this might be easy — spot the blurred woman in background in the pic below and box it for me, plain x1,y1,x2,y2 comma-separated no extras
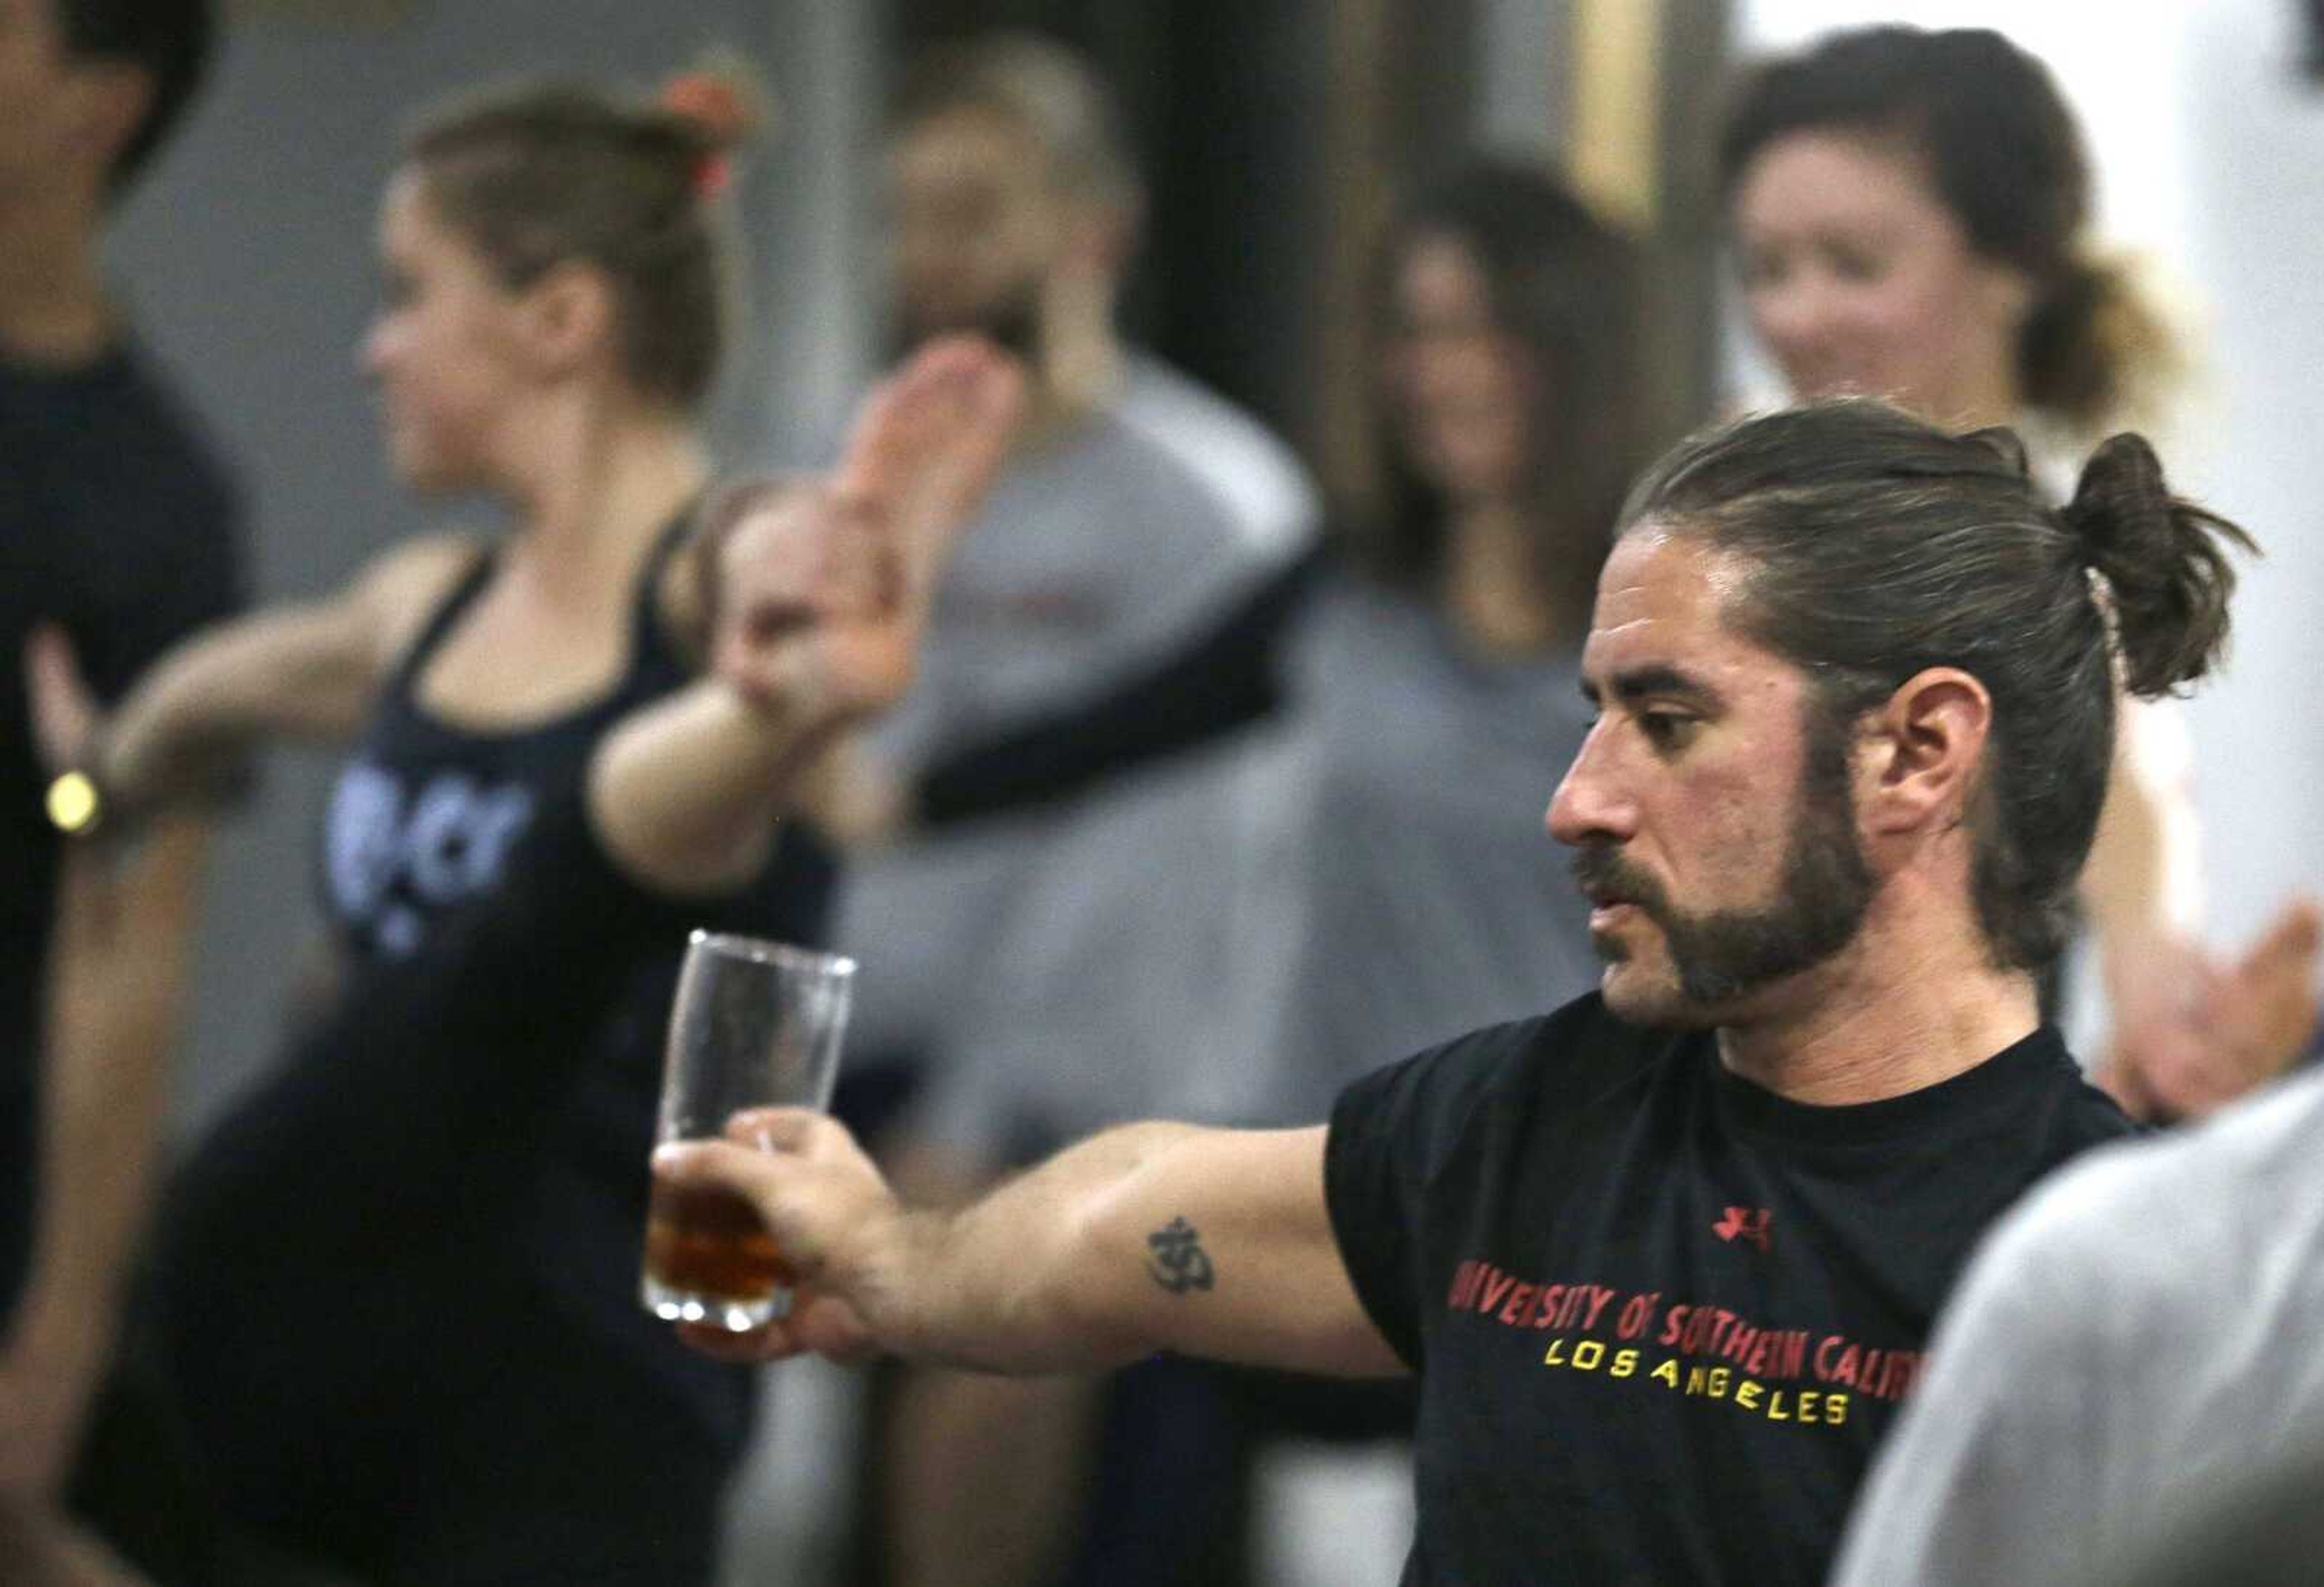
1719,24,2319,1120
43,62,851,1586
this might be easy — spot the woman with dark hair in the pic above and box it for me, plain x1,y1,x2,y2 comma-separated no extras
24,61,930,1587
1719,24,2318,1119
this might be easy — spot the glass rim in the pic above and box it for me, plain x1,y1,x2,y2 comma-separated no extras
686,930,857,980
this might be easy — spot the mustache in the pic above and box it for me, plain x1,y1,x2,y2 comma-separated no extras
1569,846,1670,920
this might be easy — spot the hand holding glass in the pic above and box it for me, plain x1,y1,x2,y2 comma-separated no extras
642,931,856,1332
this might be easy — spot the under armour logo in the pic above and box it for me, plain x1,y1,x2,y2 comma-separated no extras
1713,1206,1772,1252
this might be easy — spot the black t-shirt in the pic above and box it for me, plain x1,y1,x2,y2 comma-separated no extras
1325,992,2133,1586
0,344,243,1317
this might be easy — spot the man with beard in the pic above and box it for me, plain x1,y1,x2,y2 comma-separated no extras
827,38,1317,1587
841,31,1316,1139
665,401,2257,1585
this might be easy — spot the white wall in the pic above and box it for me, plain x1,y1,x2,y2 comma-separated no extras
1735,0,2324,947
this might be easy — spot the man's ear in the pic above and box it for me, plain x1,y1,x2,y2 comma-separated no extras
1058,190,1138,284
517,261,619,381
1859,667,1993,837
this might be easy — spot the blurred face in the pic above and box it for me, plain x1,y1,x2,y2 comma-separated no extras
360,170,534,492
1383,232,1534,506
1732,130,2030,425
888,106,1068,355
1548,529,1874,1027
0,0,92,205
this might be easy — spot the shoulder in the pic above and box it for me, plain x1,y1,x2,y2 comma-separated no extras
350,531,489,663
1114,354,1320,557
1057,405,1302,569
1972,1069,2324,1340
1331,994,1664,1160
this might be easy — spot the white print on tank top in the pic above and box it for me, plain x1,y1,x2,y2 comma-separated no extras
325,760,537,958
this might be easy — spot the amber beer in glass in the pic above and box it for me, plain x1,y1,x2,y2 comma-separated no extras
642,932,855,1331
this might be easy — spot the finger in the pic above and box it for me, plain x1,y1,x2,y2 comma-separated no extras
2245,895,2324,977
675,1318,803,1363
652,1138,790,1208
788,1292,879,1363
720,1106,823,1153
24,623,98,774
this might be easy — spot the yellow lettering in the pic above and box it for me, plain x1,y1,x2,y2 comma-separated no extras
1651,1356,1679,1389
1767,1389,1790,1422
1828,1393,1850,1427
1736,1380,1764,1412
1611,1349,1639,1379
1708,1368,1730,1399
1574,1341,1606,1372
1543,1337,1569,1368
1799,1392,1822,1425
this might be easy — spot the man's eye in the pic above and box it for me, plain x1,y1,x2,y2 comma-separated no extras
1640,712,1698,750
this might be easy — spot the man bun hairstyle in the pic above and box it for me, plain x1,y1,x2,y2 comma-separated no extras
402,56,769,411
1621,399,2254,970
2063,433,2253,699
57,0,214,197
1719,25,2179,436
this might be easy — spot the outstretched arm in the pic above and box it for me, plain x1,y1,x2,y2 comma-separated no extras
653,1112,1403,1379
589,336,1022,892
27,535,476,817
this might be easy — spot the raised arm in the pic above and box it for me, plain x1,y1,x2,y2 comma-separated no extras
653,1112,1403,1379
589,336,1022,892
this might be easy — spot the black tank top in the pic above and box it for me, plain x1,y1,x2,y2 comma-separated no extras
309,514,838,1448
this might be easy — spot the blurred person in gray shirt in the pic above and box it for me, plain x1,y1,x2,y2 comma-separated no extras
1831,995,2324,1587
830,35,1316,1587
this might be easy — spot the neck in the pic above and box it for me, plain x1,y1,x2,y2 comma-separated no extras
493,398,710,599
0,192,113,365
1713,888,2039,1105
1017,277,1120,448
1439,502,1587,655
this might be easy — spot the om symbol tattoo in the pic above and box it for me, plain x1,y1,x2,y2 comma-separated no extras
1145,1216,1216,1295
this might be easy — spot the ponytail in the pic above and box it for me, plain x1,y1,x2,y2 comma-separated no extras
2063,433,2253,699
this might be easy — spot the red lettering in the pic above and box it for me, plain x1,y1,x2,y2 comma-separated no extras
1659,1306,1689,1347
1500,1283,1538,1326
1479,1268,1516,1317
1583,1288,1617,1330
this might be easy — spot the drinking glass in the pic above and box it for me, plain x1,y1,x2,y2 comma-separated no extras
642,931,856,1331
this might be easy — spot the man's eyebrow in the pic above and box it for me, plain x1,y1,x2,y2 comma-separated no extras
1578,664,1726,709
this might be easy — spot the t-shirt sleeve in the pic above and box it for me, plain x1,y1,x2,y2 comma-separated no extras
1324,1026,1518,1372
1827,1176,2118,1587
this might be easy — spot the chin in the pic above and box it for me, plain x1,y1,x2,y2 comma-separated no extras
387,443,480,496
1602,980,1715,1030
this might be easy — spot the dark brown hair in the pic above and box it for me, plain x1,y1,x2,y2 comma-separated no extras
1720,25,2177,434
1621,399,2253,969
402,70,758,411
1362,157,1655,615
54,0,212,196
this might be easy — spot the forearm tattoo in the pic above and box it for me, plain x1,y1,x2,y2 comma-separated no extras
1145,1216,1216,1295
